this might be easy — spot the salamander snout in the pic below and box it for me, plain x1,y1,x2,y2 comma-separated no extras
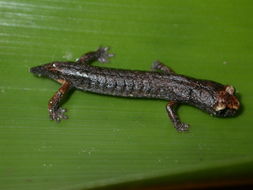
214,85,240,117
30,65,45,76
30,63,59,78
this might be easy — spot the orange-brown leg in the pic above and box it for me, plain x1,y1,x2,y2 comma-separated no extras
166,101,189,132
77,47,114,64
48,80,72,122
152,61,175,74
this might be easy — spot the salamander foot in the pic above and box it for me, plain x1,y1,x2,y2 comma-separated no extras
97,47,114,63
175,122,190,132
49,107,68,122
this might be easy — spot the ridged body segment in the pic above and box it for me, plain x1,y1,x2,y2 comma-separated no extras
55,63,224,113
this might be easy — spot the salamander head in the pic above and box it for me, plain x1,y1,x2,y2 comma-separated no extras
214,85,240,117
30,62,61,80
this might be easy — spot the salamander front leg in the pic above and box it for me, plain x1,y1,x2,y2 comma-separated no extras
152,61,175,74
77,47,114,64
48,81,72,122
166,101,190,132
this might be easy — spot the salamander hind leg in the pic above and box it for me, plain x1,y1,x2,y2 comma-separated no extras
166,101,190,132
77,47,114,64
152,61,175,74
48,81,72,122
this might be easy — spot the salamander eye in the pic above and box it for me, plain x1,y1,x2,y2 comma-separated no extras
52,62,60,67
45,62,59,71
225,85,234,95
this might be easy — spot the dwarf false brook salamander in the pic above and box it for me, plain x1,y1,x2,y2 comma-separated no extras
30,47,240,132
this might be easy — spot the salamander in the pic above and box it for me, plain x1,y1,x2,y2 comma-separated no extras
30,47,240,132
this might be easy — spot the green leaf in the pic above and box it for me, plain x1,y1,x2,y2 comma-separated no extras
1,0,253,189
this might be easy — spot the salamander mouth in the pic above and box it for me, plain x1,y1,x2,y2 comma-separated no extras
30,66,44,77
215,108,237,117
